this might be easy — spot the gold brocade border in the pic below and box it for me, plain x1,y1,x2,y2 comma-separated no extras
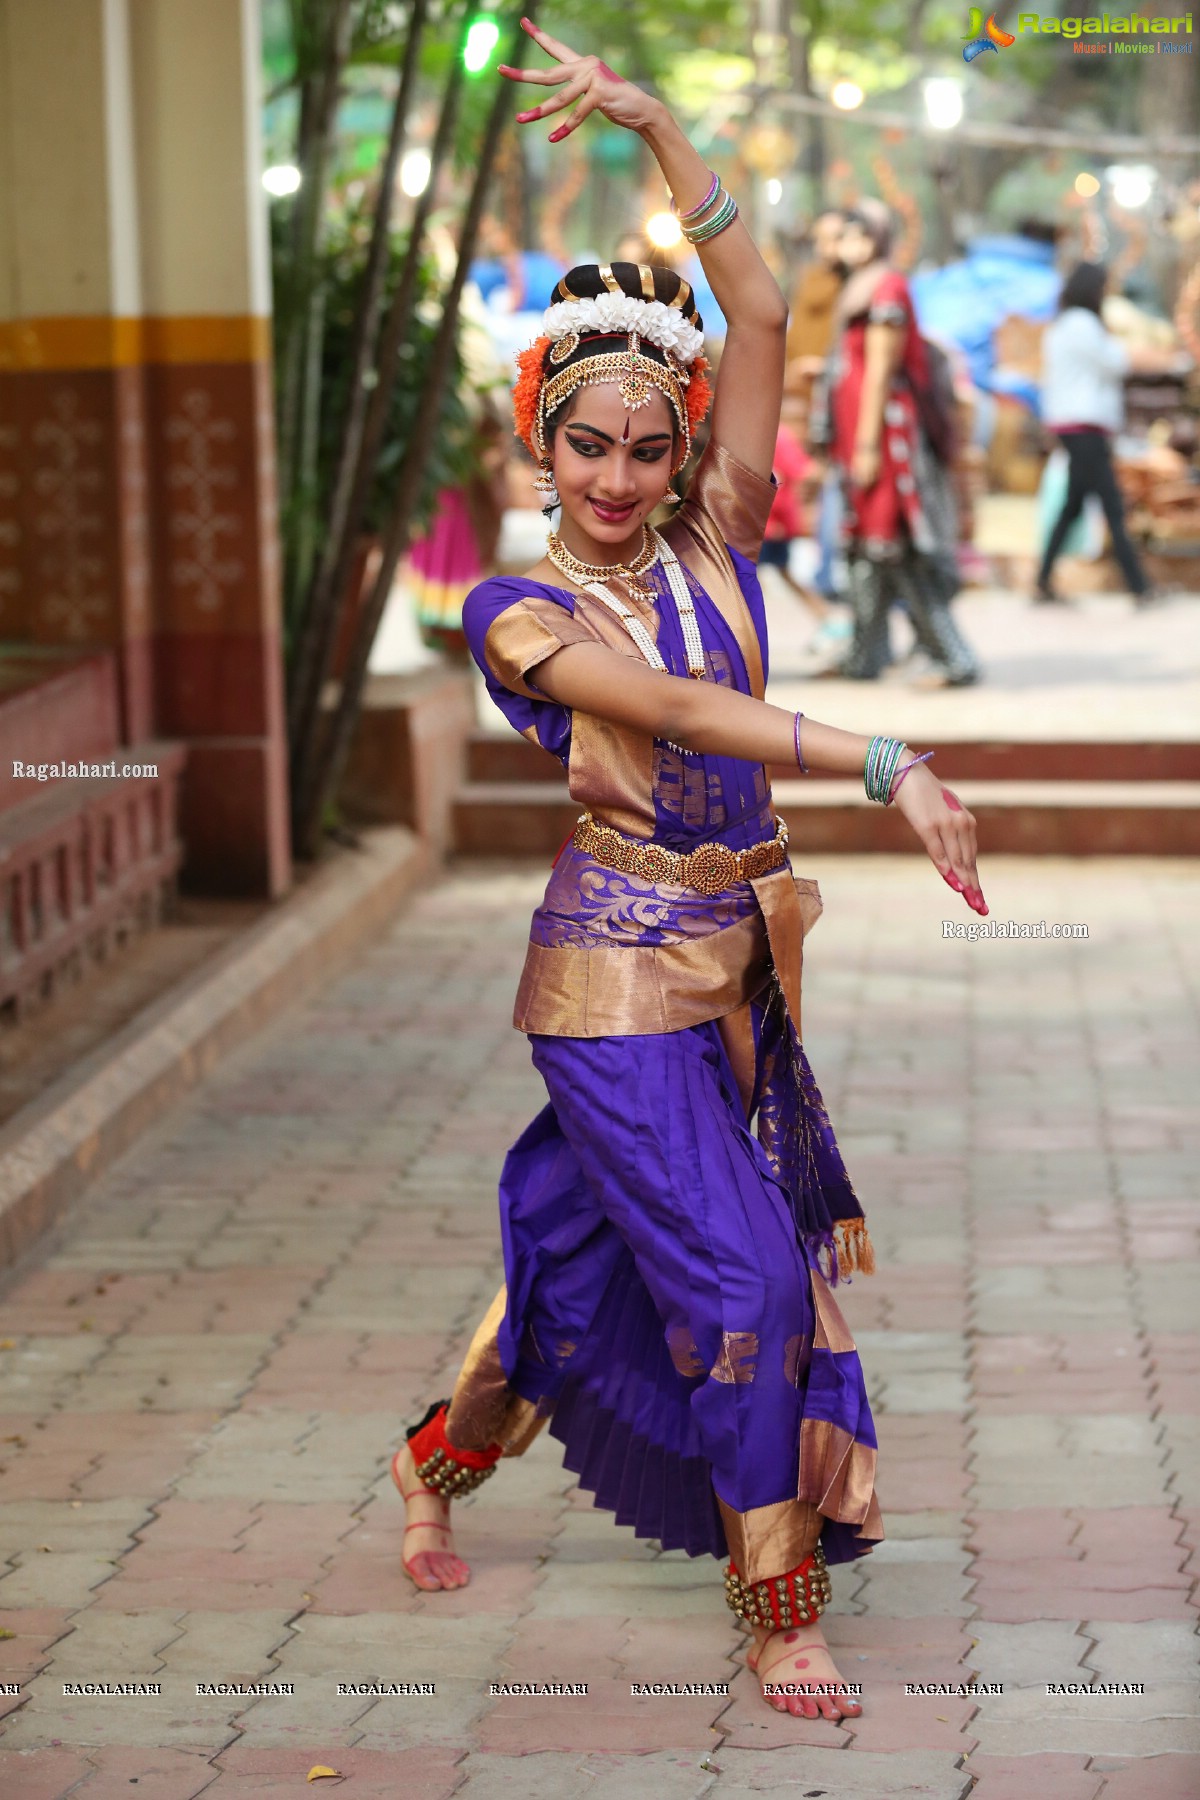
0,315,272,372
798,1419,880,1525
444,1284,549,1457
810,1266,858,1356
716,1000,758,1121
482,594,597,702
718,1495,823,1585
513,907,772,1037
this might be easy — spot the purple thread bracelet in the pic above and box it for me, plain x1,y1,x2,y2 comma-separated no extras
793,711,808,773
886,748,935,804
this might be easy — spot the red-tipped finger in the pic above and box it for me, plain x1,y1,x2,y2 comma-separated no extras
550,95,598,140
522,18,579,59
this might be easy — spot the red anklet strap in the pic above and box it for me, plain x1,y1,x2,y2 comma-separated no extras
724,1543,832,1630
404,1399,502,1497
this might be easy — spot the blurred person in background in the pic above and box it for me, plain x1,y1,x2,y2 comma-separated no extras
1036,260,1185,608
818,200,978,686
408,281,510,657
788,209,846,606
759,411,852,663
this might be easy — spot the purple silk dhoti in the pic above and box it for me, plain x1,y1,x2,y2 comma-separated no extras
449,435,884,1582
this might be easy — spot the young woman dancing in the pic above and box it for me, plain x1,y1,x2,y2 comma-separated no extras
390,19,987,1724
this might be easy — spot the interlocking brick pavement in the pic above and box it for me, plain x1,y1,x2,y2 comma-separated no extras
0,854,1197,1797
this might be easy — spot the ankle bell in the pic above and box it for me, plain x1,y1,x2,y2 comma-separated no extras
724,1543,832,1630
404,1398,502,1498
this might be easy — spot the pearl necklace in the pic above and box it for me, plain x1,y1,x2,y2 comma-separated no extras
545,526,708,680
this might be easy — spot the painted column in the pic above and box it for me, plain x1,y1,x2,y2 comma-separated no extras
132,0,288,895
0,0,153,738
0,0,290,896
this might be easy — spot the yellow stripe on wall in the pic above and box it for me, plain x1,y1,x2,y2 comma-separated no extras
0,315,272,371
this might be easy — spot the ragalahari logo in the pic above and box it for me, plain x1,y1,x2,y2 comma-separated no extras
962,8,1017,58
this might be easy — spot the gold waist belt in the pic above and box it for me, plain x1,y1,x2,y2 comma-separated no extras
572,811,789,897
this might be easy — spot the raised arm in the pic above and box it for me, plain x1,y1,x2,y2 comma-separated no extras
501,17,787,482
636,106,787,482
531,639,987,913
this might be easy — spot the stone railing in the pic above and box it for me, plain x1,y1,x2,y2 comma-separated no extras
0,743,186,1020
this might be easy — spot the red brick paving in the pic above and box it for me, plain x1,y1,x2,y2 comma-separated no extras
0,854,1196,1794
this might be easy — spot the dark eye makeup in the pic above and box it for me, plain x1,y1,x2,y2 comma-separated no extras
565,431,669,462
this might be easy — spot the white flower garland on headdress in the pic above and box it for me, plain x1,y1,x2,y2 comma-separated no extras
541,294,704,367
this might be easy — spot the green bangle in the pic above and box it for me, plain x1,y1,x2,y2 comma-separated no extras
864,735,906,805
683,191,738,245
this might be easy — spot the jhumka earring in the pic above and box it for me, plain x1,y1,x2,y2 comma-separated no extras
662,484,683,505
532,457,559,512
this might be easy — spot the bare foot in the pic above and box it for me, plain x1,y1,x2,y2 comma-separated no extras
391,1441,471,1591
746,1620,863,1721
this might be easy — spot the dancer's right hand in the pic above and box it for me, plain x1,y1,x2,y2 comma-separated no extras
890,762,987,914
499,18,661,142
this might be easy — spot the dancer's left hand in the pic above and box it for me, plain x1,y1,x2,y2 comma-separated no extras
890,762,988,914
499,17,659,141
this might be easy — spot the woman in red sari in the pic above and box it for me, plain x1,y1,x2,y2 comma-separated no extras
821,202,978,686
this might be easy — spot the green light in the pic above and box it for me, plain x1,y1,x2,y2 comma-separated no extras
464,17,501,72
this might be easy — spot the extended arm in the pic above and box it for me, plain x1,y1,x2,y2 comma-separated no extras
532,639,985,909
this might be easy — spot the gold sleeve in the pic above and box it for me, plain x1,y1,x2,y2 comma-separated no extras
482,595,596,700
682,435,779,562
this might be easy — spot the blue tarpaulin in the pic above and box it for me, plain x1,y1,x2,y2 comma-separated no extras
911,235,1060,410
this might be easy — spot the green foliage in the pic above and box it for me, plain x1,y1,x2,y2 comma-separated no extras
269,200,473,590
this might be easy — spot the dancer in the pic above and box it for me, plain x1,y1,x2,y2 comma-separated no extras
390,20,986,1724
818,201,979,685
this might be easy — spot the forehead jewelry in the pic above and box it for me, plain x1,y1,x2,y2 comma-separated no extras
618,330,651,411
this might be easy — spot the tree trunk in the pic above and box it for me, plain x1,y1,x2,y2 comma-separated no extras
292,5,539,858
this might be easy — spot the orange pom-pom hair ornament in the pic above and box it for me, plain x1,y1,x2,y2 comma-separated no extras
512,263,713,490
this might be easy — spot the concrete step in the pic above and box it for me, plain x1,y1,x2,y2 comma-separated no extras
452,778,1200,858
466,731,1200,787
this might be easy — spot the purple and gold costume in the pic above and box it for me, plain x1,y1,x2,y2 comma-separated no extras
451,436,883,1583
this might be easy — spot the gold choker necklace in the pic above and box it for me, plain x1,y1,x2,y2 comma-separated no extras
546,525,659,600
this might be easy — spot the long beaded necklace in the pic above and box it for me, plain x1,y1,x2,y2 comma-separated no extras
545,525,708,680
